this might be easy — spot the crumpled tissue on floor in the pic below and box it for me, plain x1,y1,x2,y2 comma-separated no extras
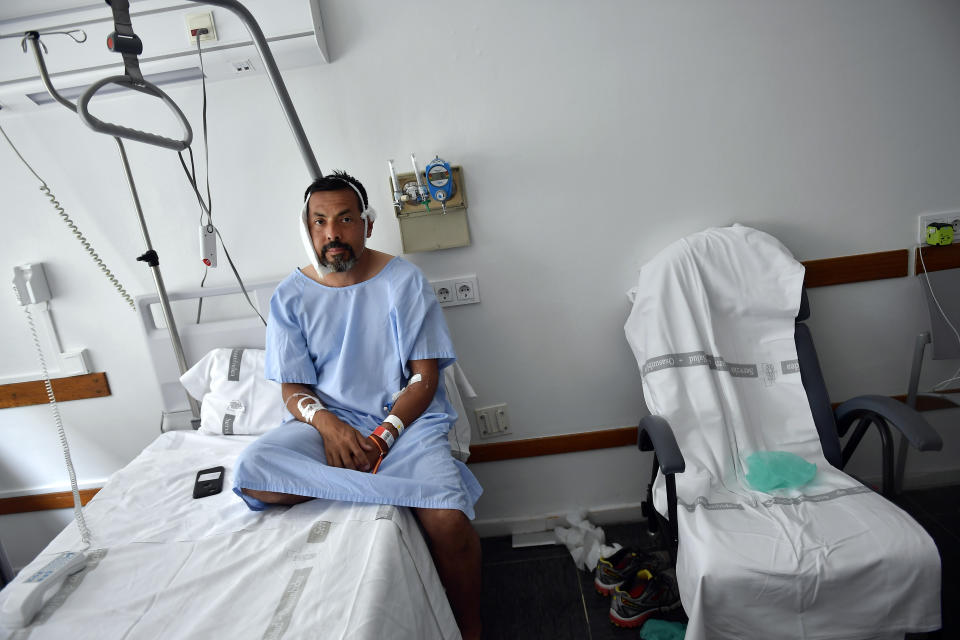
553,509,621,570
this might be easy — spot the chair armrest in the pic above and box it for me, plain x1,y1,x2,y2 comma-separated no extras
638,415,686,474
835,395,942,451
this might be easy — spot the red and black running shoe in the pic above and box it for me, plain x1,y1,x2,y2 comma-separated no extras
609,568,681,629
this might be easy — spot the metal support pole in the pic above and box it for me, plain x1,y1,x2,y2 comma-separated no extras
665,473,679,561
644,454,660,536
115,139,201,420
876,420,896,498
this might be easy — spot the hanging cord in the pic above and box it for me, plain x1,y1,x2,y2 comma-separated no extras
195,33,212,324
0,124,136,311
917,245,960,391
197,33,213,225
177,148,211,323
213,226,267,325
13,285,92,549
176,33,267,327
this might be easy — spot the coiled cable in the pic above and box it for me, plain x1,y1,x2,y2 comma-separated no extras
1,123,135,311
13,285,92,549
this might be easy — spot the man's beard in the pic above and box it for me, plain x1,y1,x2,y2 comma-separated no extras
319,241,357,272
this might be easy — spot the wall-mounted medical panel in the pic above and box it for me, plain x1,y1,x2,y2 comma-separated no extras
392,166,470,253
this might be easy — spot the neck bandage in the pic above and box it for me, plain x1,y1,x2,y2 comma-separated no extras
300,180,378,281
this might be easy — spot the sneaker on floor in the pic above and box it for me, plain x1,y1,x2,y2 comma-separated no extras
609,567,682,629
593,548,672,596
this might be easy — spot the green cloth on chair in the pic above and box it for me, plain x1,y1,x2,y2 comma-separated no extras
640,619,687,640
745,451,817,491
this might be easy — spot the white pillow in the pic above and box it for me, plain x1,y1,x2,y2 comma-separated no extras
180,348,283,435
181,348,475,456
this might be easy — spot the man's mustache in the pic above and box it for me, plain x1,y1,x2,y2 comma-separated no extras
322,241,353,255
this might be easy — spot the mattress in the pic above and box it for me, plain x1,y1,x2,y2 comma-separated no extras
0,431,459,640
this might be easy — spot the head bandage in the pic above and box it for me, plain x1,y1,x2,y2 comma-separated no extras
300,179,378,279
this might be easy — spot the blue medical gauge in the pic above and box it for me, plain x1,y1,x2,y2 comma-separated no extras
424,157,455,211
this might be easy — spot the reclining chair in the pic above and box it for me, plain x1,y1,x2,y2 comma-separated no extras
624,225,942,640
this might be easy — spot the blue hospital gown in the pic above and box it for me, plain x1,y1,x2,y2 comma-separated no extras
233,258,483,518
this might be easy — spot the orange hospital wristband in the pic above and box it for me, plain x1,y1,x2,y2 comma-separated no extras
368,430,390,474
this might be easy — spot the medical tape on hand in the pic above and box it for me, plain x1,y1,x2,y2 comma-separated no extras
390,373,423,403
295,395,326,424
372,425,395,448
285,392,318,407
384,373,424,412
383,414,405,436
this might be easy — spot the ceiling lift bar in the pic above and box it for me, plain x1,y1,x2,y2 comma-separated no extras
23,28,202,420
27,0,324,422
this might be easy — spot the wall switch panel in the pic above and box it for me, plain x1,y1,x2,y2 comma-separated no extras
475,403,509,439
430,275,479,308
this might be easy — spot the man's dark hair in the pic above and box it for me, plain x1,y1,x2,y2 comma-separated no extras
303,170,368,212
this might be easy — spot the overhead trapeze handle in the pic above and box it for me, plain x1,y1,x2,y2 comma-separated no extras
77,76,193,152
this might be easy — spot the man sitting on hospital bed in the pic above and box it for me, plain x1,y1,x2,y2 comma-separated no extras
233,171,483,640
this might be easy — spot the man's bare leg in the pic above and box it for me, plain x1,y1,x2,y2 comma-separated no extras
241,488,312,506
414,508,482,640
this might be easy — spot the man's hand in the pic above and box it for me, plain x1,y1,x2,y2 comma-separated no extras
313,412,378,472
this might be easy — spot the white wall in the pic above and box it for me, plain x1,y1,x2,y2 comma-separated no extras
2,0,960,568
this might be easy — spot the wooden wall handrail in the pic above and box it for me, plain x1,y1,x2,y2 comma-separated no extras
2,390,956,515
0,488,100,516
802,249,908,288
0,373,111,409
467,427,637,463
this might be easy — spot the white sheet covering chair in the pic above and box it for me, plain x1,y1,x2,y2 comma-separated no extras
624,225,942,640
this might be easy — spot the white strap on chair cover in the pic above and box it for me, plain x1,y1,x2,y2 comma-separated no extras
625,225,940,640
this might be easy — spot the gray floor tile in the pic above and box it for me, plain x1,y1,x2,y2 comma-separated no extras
481,555,589,640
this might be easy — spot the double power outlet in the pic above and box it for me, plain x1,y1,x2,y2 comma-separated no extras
430,275,480,308
475,403,510,439
917,212,960,244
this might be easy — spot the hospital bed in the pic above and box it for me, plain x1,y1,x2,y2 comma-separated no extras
0,280,468,639
625,225,943,640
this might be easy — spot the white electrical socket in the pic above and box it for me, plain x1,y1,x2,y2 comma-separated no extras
185,12,217,43
430,275,480,308
454,278,477,302
917,211,960,244
435,285,453,304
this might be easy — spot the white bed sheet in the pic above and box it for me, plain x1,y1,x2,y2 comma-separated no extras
0,431,460,640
